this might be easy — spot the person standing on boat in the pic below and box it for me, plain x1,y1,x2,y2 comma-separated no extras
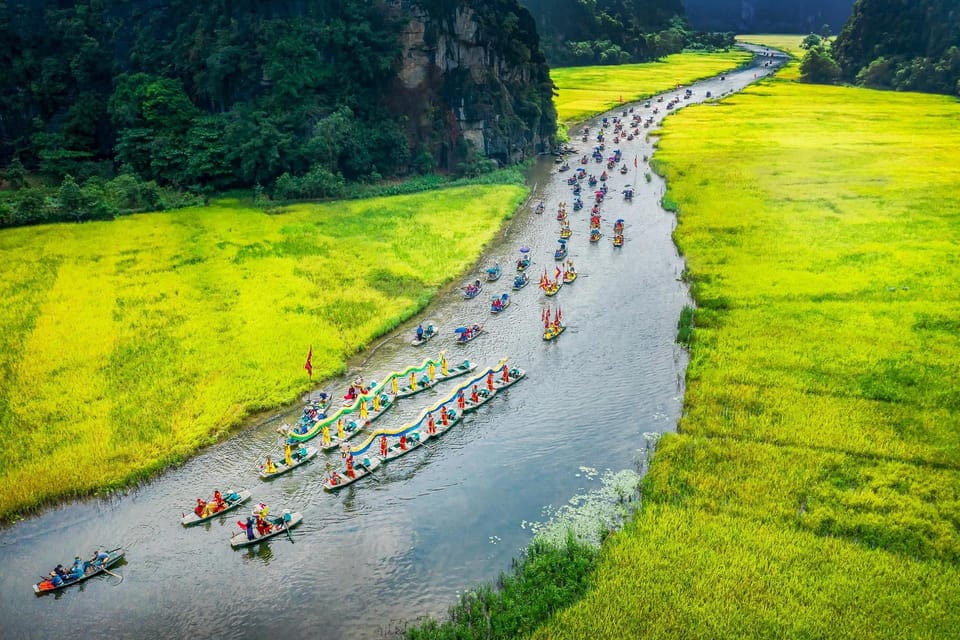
238,516,255,540
457,390,466,411
399,434,407,451
345,455,356,479
470,385,480,405
440,407,449,427
322,424,331,445
426,412,435,434
284,442,293,467
416,324,424,342
380,435,388,458
502,364,510,383
486,371,495,392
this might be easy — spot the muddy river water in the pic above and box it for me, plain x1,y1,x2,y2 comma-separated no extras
0,46,784,639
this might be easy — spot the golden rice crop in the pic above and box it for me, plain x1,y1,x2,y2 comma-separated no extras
0,184,526,519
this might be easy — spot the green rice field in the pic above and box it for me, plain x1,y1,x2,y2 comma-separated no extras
0,184,526,520
551,50,752,124
531,50,960,639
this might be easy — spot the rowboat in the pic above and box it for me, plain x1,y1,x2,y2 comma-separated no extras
230,512,303,547
613,233,624,247
543,324,566,341
559,227,572,239
563,270,578,284
516,256,531,272
411,324,438,346
589,229,602,243
463,368,525,412
543,279,561,297
258,446,317,480
455,325,484,344
554,242,568,261
381,428,430,462
181,490,253,526
464,281,483,299
485,264,502,282
490,293,511,314
323,456,382,491
33,548,125,594
512,273,529,290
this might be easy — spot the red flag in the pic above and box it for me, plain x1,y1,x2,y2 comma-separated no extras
304,345,313,378
555,266,561,279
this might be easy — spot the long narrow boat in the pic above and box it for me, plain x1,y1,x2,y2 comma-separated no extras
33,548,125,595
394,359,477,399
323,455,382,491
180,490,253,526
229,512,303,548
288,355,452,444
258,446,318,480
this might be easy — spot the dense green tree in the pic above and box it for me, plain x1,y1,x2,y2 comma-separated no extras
800,44,841,84
832,0,960,96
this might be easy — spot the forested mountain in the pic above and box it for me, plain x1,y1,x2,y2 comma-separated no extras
684,0,853,34
0,0,554,213
832,0,960,95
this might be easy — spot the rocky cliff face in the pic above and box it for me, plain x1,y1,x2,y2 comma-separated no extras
390,0,556,170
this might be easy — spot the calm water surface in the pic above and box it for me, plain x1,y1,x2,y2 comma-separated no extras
0,47,784,639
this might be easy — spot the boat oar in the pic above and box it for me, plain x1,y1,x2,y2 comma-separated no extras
283,520,294,544
100,566,123,584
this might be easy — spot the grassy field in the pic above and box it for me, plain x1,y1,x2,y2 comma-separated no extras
0,184,526,520
735,34,807,59
551,50,752,124
531,57,960,638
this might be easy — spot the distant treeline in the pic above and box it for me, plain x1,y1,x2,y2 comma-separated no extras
520,0,735,66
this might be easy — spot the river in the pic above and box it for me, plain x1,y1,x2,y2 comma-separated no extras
0,46,785,639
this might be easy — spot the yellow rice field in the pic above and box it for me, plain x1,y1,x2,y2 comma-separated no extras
0,185,526,519
551,50,752,124
532,54,960,638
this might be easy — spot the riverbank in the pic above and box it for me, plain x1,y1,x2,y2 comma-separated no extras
530,54,960,638
551,50,752,124
0,182,526,521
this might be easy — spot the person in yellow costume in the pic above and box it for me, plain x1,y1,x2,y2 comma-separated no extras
322,424,331,445
441,355,448,376
409,372,417,390
284,442,293,466
360,401,368,419
428,362,435,381
392,377,399,395
337,419,345,440
373,393,381,411
264,456,277,474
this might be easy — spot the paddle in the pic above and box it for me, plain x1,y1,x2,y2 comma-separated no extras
100,565,124,583
282,520,294,544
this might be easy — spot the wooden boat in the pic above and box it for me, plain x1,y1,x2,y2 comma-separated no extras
230,512,303,547
485,264,502,282
395,359,478,398
533,201,545,214
455,325,484,344
589,229,602,243
543,279,562,297
33,548,125,594
258,446,318,480
559,227,572,239
622,188,634,200
323,456,382,491
463,281,483,299
556,209,567,221
554,245,568,261
613,233,624,247
563,270,578,284
543,324,566,341
319,415,372,452
463,368,525,412
411,324,438,346
490,293,511,314
381,429,430,463
516,256,531,272
512,273,529,290
181,490,253,526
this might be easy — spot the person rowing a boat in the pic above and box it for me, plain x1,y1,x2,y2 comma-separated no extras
237,516,255,541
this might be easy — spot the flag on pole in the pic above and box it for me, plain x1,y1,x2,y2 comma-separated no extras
634,155,638,168
304,345,313,378
555,266,562,279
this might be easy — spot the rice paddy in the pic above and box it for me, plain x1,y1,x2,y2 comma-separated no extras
0,184,526,520
551,50,752,124
531,51,960,638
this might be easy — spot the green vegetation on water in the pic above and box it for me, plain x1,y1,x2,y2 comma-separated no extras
551,50,752,124
0,182,526,521
530,56,960,638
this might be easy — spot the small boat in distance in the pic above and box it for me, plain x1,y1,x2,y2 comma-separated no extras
33,548,125,595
